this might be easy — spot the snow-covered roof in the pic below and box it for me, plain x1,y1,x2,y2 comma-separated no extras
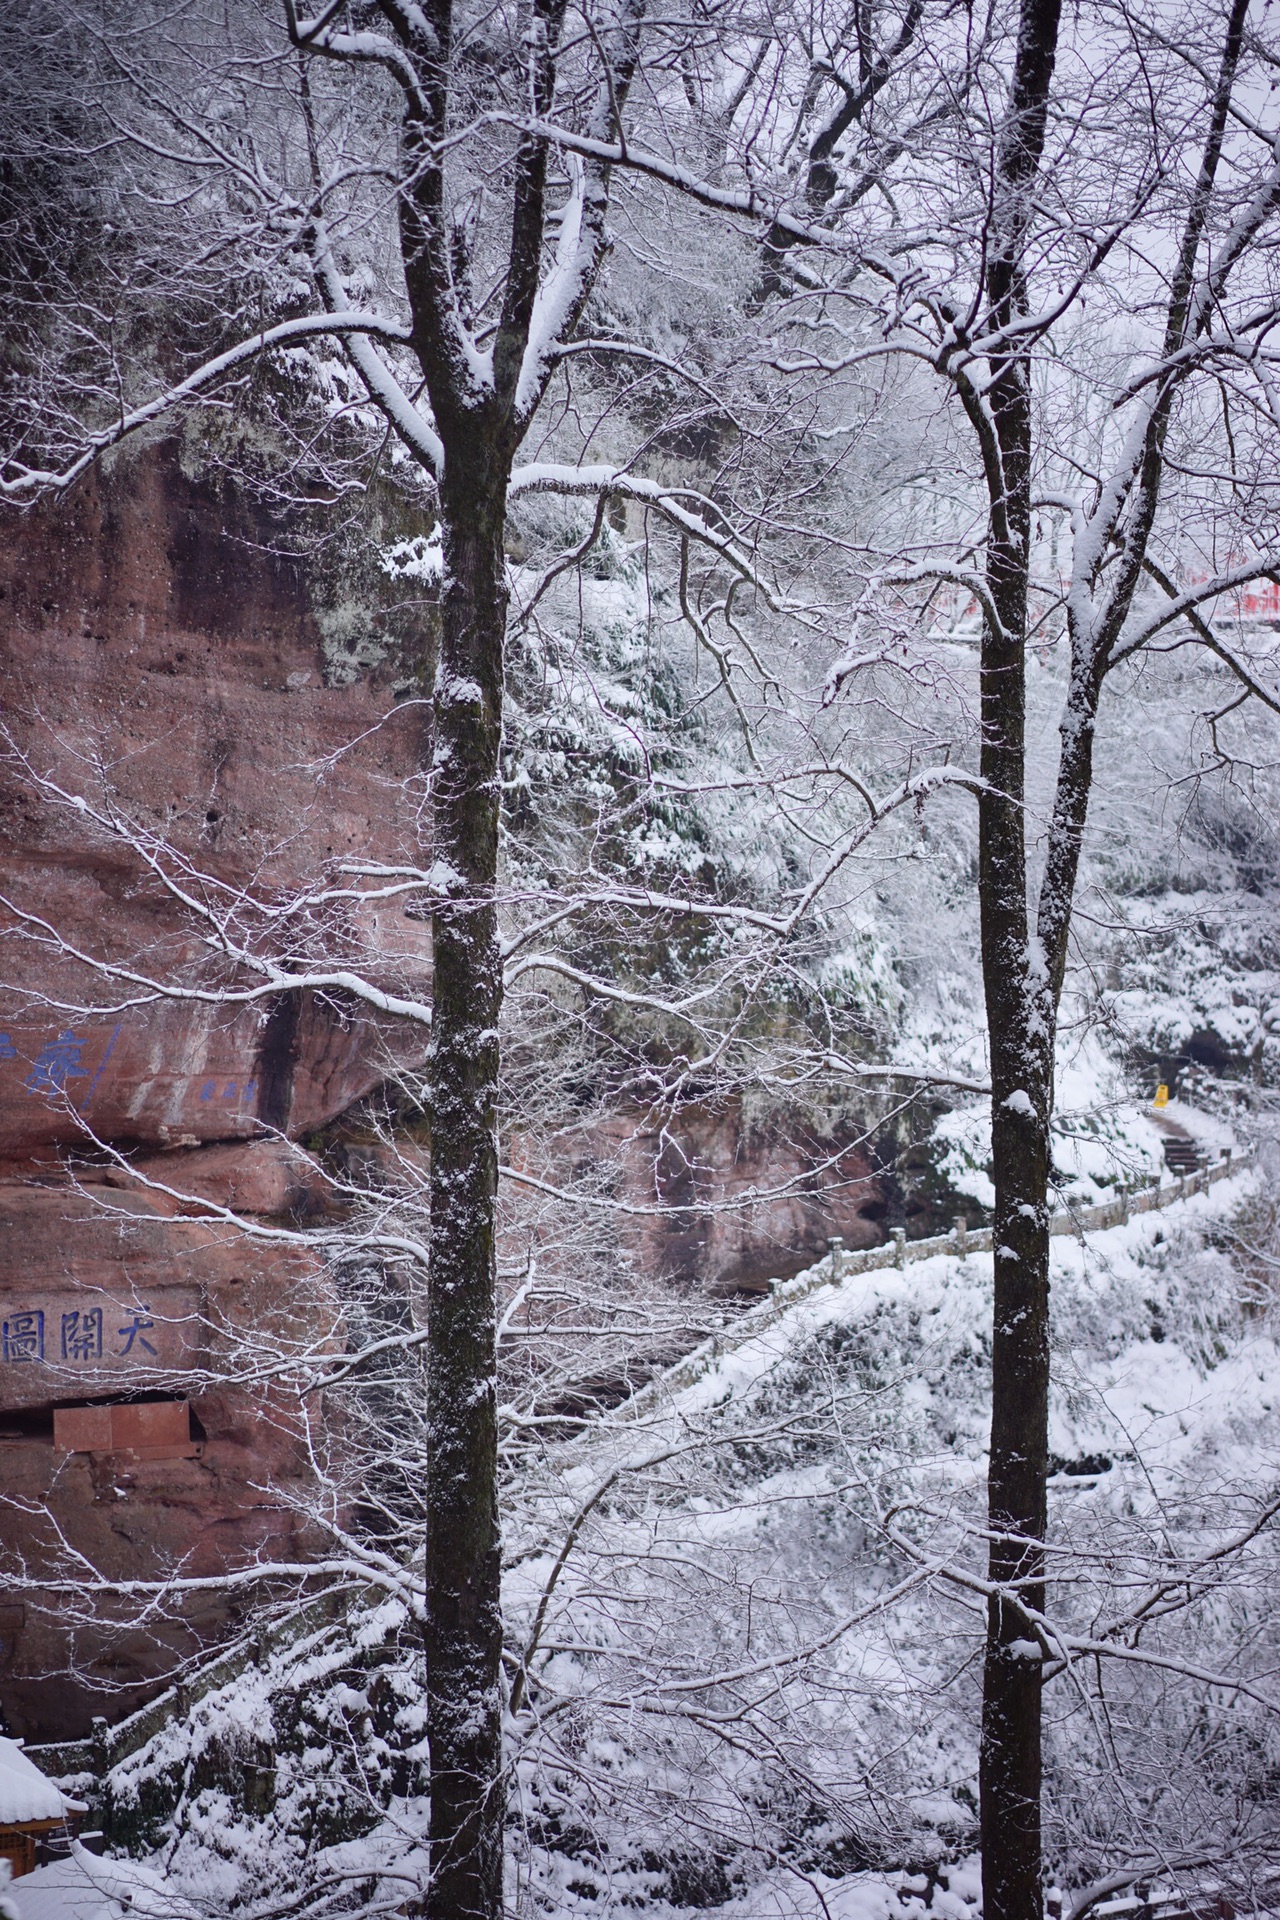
7,1849,185,1920
5,1854,123,1920
0,1742,70,1827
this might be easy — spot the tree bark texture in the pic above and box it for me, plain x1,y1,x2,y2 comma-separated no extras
975,3,1062,1917
977,563,1053,1920
423,459,508,1920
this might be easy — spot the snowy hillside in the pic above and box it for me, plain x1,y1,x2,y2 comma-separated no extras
6,4,1280,1915
76,1154,1280,1919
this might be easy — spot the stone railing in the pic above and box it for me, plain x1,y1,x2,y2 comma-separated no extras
28,1590,365,1818
610,1142,1253,1423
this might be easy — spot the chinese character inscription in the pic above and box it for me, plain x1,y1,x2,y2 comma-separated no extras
61,1309,103,1361
24,1032,89,1096
0,1307,160,1366
2,1312,43,1362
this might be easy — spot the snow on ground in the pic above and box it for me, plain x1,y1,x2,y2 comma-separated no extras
8,1849,182,1920
93,1156,1279,1918
7,1856,119,1920
699,1856,983,1920
553,1162,1261,1485
1156,1098,1239,1151
930,1036,1176,1214
505,1162,1278,1914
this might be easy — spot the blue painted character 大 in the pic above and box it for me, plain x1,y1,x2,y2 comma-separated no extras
117,1314,158,1357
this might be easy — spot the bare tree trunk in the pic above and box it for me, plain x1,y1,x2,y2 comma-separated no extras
423,458,508,1920
975,3,1062,1916
973,6,1257,1911
977,537,1054,1920
977,631,1053,1920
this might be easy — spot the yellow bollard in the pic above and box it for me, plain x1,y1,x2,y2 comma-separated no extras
1153,1083,1169,1108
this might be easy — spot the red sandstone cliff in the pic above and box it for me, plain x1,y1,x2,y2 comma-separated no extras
0,449,432,1737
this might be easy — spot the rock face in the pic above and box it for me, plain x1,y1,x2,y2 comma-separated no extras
0,448,884,1740
576,1103,884,1299
0,448,431,1739
0,445,434,1157
0,1176,326,1739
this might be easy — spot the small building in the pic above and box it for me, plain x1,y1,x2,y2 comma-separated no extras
0,1739,80,1879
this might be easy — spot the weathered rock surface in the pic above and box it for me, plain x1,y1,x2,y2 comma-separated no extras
595,1102,883,1297
0,448,427,1737
0,1177,329,1738
0,445,433,1162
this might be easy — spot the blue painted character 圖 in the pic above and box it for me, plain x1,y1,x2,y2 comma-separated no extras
0,1035,16,1061
25,1032,89,1096
2,1312,44,1362
61,1309,103,1362
117,1313,158,1357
